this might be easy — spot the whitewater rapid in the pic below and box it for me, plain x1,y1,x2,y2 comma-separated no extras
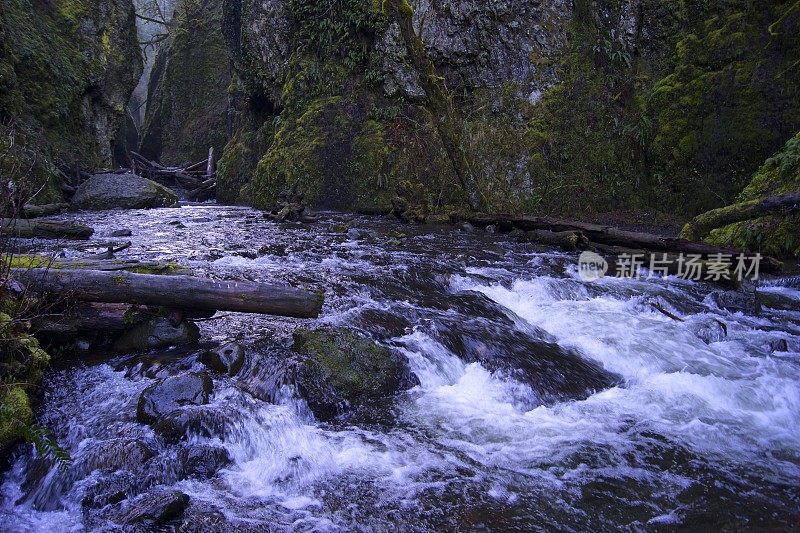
1,206,798,530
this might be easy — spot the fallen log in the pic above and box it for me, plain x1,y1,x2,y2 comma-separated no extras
680,192,800,241
23,203,69,218
8,255,188,273
1,218,94,240
451,213,782,273
527,230,589,251
13,269,324,318
30,303,148,334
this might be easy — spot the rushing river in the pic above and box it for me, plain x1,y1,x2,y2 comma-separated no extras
1,205,799,531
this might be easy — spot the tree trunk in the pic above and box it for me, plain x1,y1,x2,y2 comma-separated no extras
451,212,782,272
13,269,324,318
680,192,800,241
384,0,484,211
1,218,94,240
30,303,148,334
526,230,589,251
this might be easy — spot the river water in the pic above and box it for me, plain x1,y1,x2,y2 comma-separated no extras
1,205,799,530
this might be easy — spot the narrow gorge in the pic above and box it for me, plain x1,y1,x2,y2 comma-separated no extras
1,0,799,530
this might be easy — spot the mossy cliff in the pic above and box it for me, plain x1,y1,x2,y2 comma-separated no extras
138,0,231,164
215,0,799,228
0,0,142,202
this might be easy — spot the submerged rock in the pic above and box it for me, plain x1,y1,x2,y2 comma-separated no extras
106,488,189,526
201,342,245,376
152,405,228,444
82,471,139,509
137,373,213,424
113,317,199,353
292,328,416,420
71,173,178,211
177,444,231,480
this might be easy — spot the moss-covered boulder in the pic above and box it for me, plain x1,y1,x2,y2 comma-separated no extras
705,132,800,257
138,0,231,164
71,173,178,211
292,328,415,420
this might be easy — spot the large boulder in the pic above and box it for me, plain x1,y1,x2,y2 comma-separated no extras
71,173,178,211
292,328,416,420
113,317,199,353
137,373,213,424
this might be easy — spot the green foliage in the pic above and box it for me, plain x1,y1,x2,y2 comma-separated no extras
706,132,800,257
647,2,800,214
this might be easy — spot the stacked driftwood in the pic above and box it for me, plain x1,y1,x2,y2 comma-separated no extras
129,148,217,201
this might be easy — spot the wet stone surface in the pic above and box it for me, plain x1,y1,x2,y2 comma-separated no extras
1,206,799,530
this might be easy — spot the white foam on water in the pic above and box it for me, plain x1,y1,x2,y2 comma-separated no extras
447,275,800,479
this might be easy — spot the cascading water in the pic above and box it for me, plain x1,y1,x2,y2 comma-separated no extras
1,206,798,530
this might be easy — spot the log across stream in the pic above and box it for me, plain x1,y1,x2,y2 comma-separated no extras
13,268,323,319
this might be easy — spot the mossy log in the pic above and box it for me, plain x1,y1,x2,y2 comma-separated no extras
1,218,94,240
452,213,783,273
680,192,800,241
7,255,187,274
30,303,148,334
13,269,324,318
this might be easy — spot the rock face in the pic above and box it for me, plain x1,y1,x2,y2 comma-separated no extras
0,0,142,201
138,0,231,164
71,173,178,211
292,328,415,420
136,373,213,423
214,0,800,239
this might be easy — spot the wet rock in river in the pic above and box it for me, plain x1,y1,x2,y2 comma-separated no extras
292,328,416,420
110,228,132,237
137,373,213,424
106,488,189,526
710,289,761,315
80,438,156,472
152,405,228,444
690,318,728,345
82,471,138,509
757,290,800,312
71,173,178,211
113,317,200,353
201,342,245,376
177,444,231,480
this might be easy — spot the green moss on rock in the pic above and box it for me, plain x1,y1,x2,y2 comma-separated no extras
0,0,141,207
705,132,800,257
0,309,51,454
292,328,413,420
